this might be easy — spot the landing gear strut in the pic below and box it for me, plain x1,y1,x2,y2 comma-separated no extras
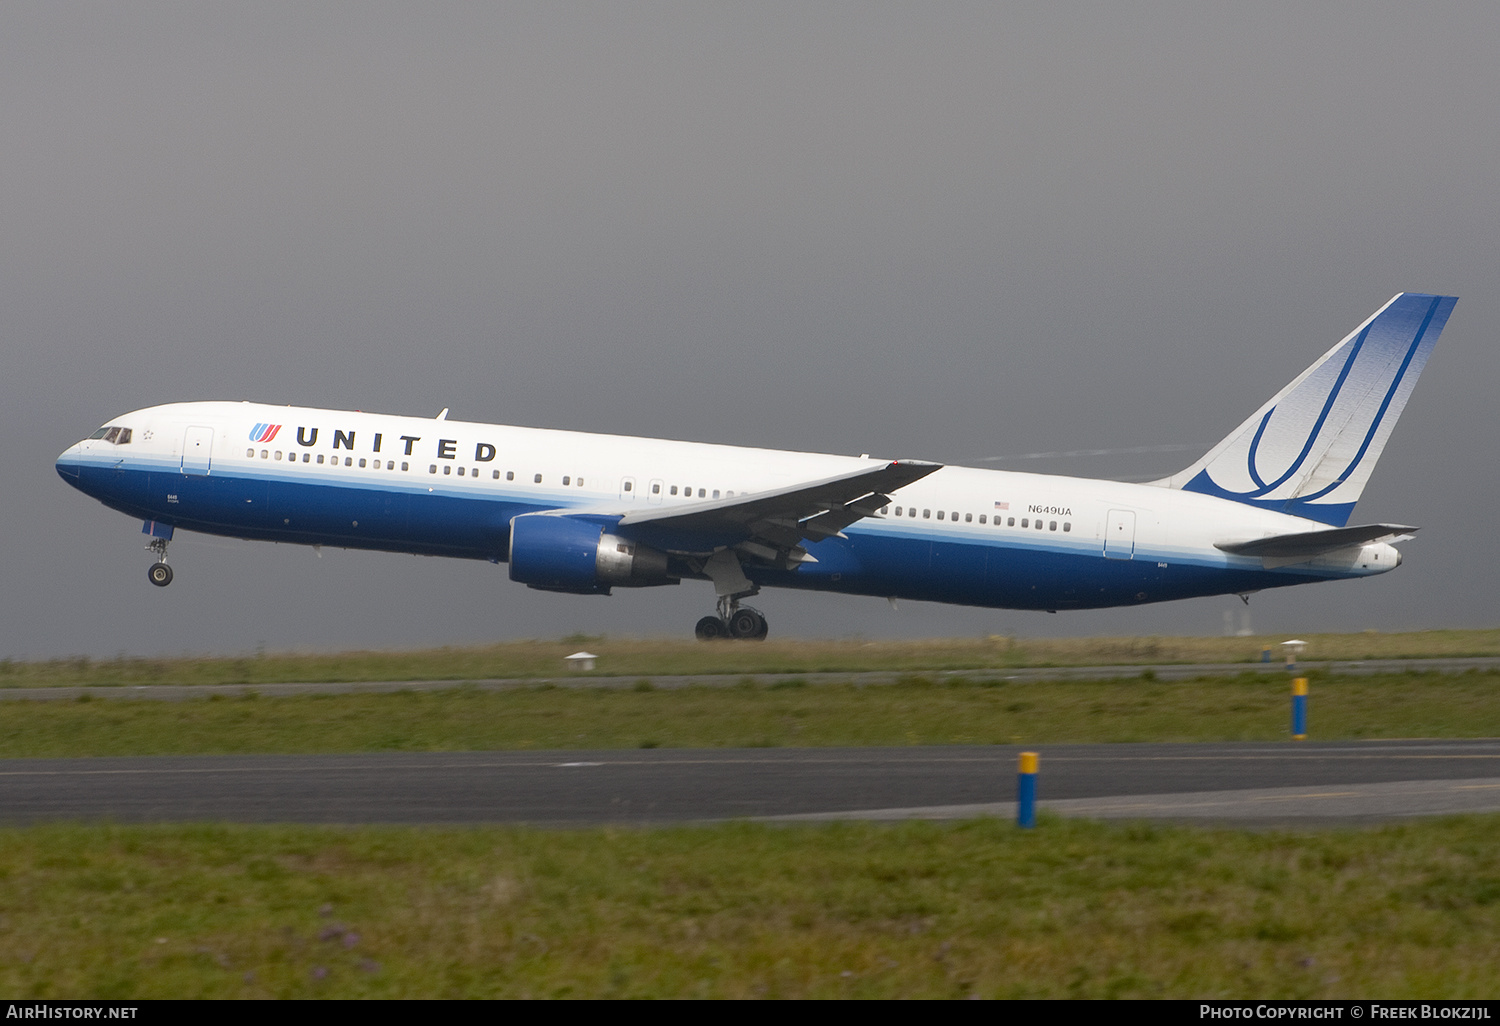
146,537,173,587
695,596,768,641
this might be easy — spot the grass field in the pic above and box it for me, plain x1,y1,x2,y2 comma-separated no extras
1,670,1497,757
5,635,1497,1000
2,817,1497,998
6,628,1500,689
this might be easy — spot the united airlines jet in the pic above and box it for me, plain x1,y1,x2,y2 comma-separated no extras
56,293,1455,640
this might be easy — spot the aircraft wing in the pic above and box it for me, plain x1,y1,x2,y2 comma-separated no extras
616,459,942,555
1215,523,1418,559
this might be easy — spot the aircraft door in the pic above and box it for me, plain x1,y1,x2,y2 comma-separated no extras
182,426,214,476
647,478,665,504
1104,509,1135,559
618,476,637,501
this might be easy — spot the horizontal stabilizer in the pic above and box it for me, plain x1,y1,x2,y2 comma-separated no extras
1215,523,1417,559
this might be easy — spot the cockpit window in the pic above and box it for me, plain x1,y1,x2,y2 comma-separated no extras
95,427,132,444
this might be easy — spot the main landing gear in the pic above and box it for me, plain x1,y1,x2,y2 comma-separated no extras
695,596,769,641
146,537,173,587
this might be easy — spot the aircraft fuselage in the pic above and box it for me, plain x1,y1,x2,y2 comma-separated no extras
56,401,1399,613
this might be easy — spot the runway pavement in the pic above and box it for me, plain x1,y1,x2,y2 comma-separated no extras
1,740,1498,826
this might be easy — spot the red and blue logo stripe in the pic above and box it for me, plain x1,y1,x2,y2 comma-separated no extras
249,423,282,443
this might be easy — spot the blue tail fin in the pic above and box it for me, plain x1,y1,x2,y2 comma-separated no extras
1157,293,1456,526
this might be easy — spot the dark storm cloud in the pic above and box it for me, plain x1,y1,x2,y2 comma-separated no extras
5,2,1497,657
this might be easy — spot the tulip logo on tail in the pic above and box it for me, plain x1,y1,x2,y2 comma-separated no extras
249,423,282,443
1169,293,1457,527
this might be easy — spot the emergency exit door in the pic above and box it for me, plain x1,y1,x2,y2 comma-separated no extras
181,426,214,476
1104,509,1135,559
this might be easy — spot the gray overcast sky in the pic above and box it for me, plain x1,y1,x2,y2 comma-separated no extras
5,2,1497,659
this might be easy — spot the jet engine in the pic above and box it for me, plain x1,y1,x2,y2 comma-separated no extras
508,513,676,594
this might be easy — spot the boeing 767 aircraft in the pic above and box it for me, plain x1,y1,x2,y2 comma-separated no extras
56,292,1455,639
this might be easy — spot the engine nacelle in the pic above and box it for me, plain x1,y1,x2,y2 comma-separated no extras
508,514,675,594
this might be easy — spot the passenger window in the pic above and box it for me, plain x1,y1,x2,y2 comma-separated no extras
345,457,353,466
506,471,514,481
536,474,544,484
937,511,945,520
492,469,499,479
1063,522,1071,533
303,454,311,463
923,509,931,519
671,486,678,495
318,455,326,465
457,466,464,476
909,508,916,517
360,458,367,468
1049,521,1057,531
1007,517,1015,527
387,461,394,470
429,465,437,474
274,452,282,461
261,450,269,459
650,482,658,494
565,476,573,486
443,465,451,475
951,511,958,521
979,515,986,524
246,448,254,458
713,490,720,499
965,513,972,523
401,462,409,471
1035,519,1043,530
698,488,706,498
577,478,584,487
623,480,631,491
1021,518,1028,528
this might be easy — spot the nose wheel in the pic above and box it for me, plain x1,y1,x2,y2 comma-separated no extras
146,536,173,587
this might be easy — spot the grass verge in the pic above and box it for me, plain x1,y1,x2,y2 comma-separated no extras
1,816,1497,998
7,628,1500,689
2,671,1498,757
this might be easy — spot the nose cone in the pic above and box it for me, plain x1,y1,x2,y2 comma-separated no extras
56,442,83,481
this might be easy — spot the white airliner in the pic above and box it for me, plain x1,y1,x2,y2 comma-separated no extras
57,293,1455,639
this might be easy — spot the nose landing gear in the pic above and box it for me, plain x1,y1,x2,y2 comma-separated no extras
146,537,174,587
695,597,768,641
